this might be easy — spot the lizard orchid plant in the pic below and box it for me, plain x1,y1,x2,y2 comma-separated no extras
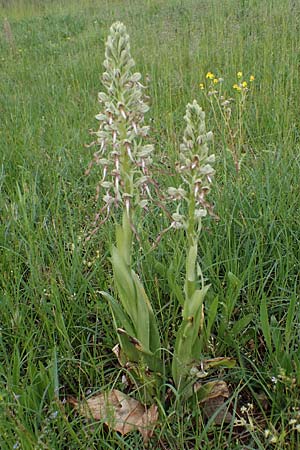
83,23,236,429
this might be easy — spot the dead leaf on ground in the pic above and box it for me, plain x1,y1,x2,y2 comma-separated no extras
68,389,158,443
195,380,233,425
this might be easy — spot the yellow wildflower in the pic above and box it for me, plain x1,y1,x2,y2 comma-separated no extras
242,81,247,88
250,75,255,82
206,71,215,79
213,78,219,84
199,83,205,90
237,71,243,78
233,83,241,91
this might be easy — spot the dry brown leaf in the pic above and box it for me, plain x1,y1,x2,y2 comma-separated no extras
68,389,158,443
195,380,233,425
194,380,229,400
203,395,233,424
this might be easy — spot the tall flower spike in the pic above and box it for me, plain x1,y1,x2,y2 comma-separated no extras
171,101,216,390
88,22,154,224
168,100,215,232
94,23,161,384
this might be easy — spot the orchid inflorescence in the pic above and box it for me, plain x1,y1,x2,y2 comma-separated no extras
86,22,156,230
167,100,215,232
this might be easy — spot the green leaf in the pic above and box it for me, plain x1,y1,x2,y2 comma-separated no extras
231,313,254,336
115,213,132,266
270,315,283,357
206,295,219,340
294,355,300,384
183,286,210,320
111,246,137,323
184,243,198,299
227,271,240,287
167,265,185,306
173,286,211,387
100,291,135,337
285,295,296,346
260,295,272,353
116,330,142,364
111,242,160,355
101,291,140,362
186,244,197,282
172,319,194,387
131,270,152,350
224,271,242,322
116,329,163,373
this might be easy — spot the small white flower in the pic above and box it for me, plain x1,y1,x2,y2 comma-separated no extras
167,187,186,199
206,131,213,141
101,181,113,189
200,164,215,175
194,209,207,219
269,435,278,444
139,199,148,208
240,405,247,414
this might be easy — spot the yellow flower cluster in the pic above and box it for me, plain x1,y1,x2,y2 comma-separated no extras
206,71,215,79
233,72,255,92
205,72,219,84
200,71,254,93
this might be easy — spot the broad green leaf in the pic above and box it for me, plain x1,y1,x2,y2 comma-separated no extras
172,319,195,387
147,310,161,356
111,246,137,322
185,243,198,299
231,313,254,335
131,273,160,354
101,291,135,337
227,271,240,287
167,265,185,306
186,243,197,280
183,286,210,320
173,286,210,386
116,329,163,373
131,271,151,352
190,303,205,358
101,291,140,362
191,335,202,360
206,295,219,340
115,213,132,266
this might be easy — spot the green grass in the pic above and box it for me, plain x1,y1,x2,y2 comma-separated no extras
0,0,300,448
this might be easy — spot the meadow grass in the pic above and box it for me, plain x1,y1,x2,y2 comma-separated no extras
0,0,300,448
